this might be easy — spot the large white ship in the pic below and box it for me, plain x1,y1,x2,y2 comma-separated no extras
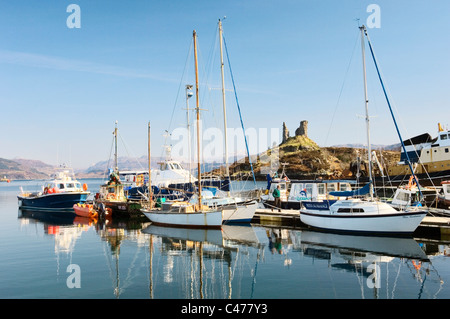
388,123,450,183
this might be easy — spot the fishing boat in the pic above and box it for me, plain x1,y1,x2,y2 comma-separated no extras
141,31,223,229
388,176,438,210
262,165,356,210
73,203,98,219
437,180,450,208
300,25,427,235
1,176,10,183
94,122,143,217
386,124,450,186
18,168,90,213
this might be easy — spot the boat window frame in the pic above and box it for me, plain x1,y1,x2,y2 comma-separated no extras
336,208,365,213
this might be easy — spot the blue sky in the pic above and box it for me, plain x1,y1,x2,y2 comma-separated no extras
1,1,449,169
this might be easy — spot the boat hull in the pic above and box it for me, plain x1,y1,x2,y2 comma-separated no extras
300,209,427,235
142,209,223,229
300,200,427,235
222,200,258,223
73,204,98,218
95,198,142,217
18,192,89,212
205,198,258,223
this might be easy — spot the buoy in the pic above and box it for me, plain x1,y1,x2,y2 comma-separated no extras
83,183,88,191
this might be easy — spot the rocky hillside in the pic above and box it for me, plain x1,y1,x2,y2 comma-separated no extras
225,121,401,181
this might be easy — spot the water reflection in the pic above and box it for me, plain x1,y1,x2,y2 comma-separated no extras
142,224,267,299
298,230,444,299
15,208,448,299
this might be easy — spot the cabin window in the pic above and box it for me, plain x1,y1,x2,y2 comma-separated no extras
59,184,65,189
317,184,325,195
327,184,336,192
337,208,365,213
66,183,75,188
446,148,449,153
396,191,410,202
305,184,314,196
340,184,351,191
441,134,448,140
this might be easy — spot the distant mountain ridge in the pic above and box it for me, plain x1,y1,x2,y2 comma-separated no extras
331,143,401,151
0,158,54,180
1,140,402,180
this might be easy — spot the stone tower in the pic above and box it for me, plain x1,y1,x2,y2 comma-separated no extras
295,120,308,137
282,122,289,143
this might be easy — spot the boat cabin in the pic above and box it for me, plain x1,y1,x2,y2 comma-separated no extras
43,181,83,193
266,179,354,204
98,183,126,201
42,170,86,194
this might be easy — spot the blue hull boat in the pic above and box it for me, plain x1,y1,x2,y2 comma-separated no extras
17,168,90,213
18,192,89,212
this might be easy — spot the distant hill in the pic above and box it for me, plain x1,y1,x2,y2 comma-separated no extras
0,158,54,180
331,143,401,151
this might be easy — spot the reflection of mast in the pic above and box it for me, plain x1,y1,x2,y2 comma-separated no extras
199,242,203,299
149,235,153,299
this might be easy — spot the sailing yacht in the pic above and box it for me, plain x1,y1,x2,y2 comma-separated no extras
196,19,258,224
300,25,427,235
141,30,223,229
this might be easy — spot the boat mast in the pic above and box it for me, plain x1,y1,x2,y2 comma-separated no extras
360,25,374,200
114,120,119,174
193,30,202,210
148,121,152,208
218,19,230,183
185,84,193,184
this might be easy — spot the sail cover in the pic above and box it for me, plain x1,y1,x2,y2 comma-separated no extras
329,183,371,197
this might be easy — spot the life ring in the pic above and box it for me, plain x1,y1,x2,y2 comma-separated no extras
407,176,416,189
107,193,116,200
83,183,88,191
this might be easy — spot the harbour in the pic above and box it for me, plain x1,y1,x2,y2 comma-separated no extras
3,178,450,301
2,1,450,307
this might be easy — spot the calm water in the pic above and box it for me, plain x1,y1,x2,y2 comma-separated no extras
2,179,450,300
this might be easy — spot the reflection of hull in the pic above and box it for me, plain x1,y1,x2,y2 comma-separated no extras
18,192,89,212
301,230,429,261
142,209,222,229
142,224,264,248
142,224,223,245
18,208,76,225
